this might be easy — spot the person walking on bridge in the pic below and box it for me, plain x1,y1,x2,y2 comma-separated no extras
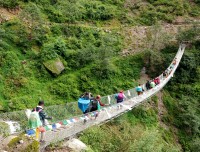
115,90,127,109
136,84,143,95
115,90,127,103
146,80,151,90
35,100,52,126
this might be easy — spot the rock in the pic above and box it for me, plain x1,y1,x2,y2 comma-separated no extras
3,121,21,134
1,135,18,147
43,58,65,75
63,138,87,152
19,140,23,144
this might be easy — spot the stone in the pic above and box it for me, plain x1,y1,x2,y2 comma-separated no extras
19,140,24,144
1,135,18,147
43,58,65,75
63,138,87,152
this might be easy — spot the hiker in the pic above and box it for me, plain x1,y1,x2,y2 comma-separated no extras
95,95,107,107
90,95,108,118
115,90,127,103
136,84,143,95
80,92,93,100
162,71,166,78
150,80,155,88
87,95,107,112
172,58,177,65
34,100,52,126
164,69,169,77
28,101,52,143
146,80,151,90
155,77,160,85
28,107,46,142
78,92,94,115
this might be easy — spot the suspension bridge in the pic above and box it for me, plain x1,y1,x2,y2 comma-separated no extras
0,44,186,151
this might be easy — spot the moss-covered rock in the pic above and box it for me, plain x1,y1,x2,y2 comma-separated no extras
7,136,21,148
21,140,39,152
43,58,65,75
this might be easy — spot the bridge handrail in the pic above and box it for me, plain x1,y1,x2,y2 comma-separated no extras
0,45,185,140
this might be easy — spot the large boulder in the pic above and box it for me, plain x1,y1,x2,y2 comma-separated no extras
63,138,87,152
43,58,65,75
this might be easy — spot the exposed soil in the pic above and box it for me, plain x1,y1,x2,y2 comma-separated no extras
45,147,72,152
0,7,20,23
138,67,150,84
122,23,197,55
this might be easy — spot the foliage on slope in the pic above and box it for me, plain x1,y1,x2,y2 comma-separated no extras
80,97,181,152
0,0,200,25
0,1,200,151
146,26,200,152
79,26,200,152
0,0,199,111
163,46,200,151
0,16,145,111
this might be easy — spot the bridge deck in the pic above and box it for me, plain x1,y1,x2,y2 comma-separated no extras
40,44,185,150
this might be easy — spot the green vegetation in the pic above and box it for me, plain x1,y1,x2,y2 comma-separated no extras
8,136,21,147
80,98,181,152
0,122,10,136
79,27,200,152
21,140,39,152
0,0,199,111
0,0,200,152
5,135,39,152
162,45,200,151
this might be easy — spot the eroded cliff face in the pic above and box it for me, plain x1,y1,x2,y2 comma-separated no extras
122,23,196,55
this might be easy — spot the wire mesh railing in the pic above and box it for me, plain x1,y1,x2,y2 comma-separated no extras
0,44,186,140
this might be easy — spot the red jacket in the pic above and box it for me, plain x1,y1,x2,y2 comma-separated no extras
96,99,105,106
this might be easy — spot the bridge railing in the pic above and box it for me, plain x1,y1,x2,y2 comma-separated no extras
0,44,185,136
41,44,185,148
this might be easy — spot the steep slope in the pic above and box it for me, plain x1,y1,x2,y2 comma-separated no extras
0,0,200,151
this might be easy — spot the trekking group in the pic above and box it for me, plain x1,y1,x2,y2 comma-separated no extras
28,58,177,143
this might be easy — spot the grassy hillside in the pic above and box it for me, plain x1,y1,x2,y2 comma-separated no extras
79,96,182,152
78,36,200,152
0,1,200,152
0,0,199,111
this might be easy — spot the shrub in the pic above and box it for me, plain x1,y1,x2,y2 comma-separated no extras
0,122,10,136
49,74,80,100
0,0,19,8
83,1,116,20
8,136,21,147
21,140,39,152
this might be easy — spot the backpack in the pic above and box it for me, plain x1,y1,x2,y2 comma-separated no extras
25,109,32,119
28,110,42,129
117,93,124,100
90,99,100,111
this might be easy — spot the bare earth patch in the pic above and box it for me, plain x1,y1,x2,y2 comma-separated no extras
0,7,20,23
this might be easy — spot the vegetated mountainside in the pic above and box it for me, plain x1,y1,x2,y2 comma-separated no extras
0,0,200,152
0,0,199,111
78,30,200,152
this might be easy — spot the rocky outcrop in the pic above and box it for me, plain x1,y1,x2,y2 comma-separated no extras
43,58,65,75
63,138,87,152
